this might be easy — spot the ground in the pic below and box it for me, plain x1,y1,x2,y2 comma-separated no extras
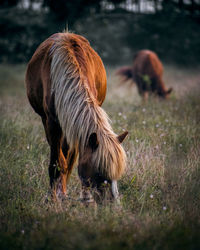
0,63,200,249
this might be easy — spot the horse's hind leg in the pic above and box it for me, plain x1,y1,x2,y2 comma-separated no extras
47,117,68,199
136,76,149,101
41,116,50,144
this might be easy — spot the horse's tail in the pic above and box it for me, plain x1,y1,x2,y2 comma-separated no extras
116,66,133,84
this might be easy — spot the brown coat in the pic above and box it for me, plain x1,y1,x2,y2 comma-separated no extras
117,50,172,99
25,32,127,203
26,33,107,118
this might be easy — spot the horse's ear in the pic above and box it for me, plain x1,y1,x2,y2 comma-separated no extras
117,131,128,143
88,133,99,151
167,87,173,94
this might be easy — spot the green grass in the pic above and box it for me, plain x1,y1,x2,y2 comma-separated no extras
0,63,200,249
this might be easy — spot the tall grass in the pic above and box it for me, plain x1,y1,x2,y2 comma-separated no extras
0,64,200,249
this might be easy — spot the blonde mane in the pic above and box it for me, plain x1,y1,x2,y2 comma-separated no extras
50,33,126,180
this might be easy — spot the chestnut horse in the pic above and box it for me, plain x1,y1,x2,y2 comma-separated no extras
25,32,128,204
116,50,172,100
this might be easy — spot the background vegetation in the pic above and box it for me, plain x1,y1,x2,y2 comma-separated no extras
1,0,200,249
0,63,200,249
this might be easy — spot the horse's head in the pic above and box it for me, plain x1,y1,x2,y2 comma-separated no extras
78,131,128,205
161,87,173,99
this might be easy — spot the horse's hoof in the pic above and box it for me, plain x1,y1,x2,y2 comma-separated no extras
57,193,67,202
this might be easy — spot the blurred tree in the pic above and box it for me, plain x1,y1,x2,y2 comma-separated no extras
161,0,200,16
108,0,126,8
43,0,102,25
153,0,159,12
0,0,20,7
0,0,199,64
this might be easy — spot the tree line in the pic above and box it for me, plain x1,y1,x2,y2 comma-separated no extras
0,0,200,64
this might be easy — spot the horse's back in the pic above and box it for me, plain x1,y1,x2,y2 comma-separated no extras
133,50,163,78
25,34,59,116
55,33,107,105
25,32,107,117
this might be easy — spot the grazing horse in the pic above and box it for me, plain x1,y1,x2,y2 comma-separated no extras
116,50,172,100
25,32,128,204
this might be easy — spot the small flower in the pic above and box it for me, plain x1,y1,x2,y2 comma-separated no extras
155,124,159,128
118,112,122,116
21,230,25,234
179,144,183,147
104,180,108,184
142,121,146,125
163,206,167,211
142,108,146,112
163,141,166,145
165,119,169,123
27,145,30,150
135,139,139,143
150,194,153,199
123,115,127,120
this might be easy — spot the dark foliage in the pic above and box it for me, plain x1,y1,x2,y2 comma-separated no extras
0,0,19,7
125,12,200,65
43,0,102,25
0,0,200,65
0,8,54,62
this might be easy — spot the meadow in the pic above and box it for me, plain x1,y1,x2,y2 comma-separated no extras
0,63,200,249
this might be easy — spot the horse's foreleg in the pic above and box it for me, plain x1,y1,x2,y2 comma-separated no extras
142,91,149,102
66,149,77,183
62,140,77,186
78,165,96,207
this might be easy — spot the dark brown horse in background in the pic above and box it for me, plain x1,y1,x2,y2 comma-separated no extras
116,50,172,100
25,32,128,204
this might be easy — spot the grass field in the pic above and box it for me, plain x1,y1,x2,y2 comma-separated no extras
0,63,200,249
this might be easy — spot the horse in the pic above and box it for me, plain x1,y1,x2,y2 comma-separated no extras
116,50,172,100
25,32,128,205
